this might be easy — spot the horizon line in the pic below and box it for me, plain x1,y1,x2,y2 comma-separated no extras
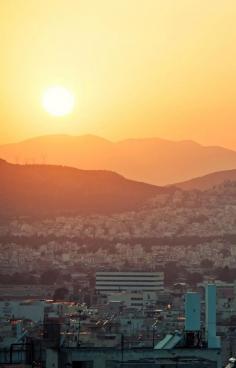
0,133,235,152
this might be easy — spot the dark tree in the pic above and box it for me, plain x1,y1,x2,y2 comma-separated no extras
200,259,214,268
40,269,59,284
53,287,69,300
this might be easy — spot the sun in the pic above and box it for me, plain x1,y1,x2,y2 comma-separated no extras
42,86,75,116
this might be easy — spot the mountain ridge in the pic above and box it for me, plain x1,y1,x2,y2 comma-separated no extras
1,134,236,185
0,159,173,218
173,169,236,191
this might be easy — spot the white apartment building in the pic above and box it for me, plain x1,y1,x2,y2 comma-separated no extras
96,271,164,296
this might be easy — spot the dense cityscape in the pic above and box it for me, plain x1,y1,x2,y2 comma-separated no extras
0,181,236,367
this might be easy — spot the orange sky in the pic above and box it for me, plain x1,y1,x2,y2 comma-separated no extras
0,0,236,149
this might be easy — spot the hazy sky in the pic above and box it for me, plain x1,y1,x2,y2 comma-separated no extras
1,0,236,149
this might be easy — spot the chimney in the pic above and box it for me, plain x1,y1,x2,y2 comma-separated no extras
185,292,200,332
184,292,201,347
205,284,220,348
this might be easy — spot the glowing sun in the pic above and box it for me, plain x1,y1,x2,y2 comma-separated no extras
42,86,75,116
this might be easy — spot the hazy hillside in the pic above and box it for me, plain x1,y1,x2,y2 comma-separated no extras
1,135,236,185
0,159,172,218
174,169,236,191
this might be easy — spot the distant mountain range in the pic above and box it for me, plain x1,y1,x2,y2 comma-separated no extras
174,169,236,191
1,135,236,185
0,159,173,218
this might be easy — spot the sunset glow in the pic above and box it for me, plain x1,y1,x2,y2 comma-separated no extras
42,86,75,116
0,1,236,359
0,1,236,148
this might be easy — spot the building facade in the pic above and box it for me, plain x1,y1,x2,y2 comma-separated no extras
96,272,164,296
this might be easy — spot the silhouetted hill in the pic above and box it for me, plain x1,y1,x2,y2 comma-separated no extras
0,159,172,218
174,169,236,191
1,135,236,185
